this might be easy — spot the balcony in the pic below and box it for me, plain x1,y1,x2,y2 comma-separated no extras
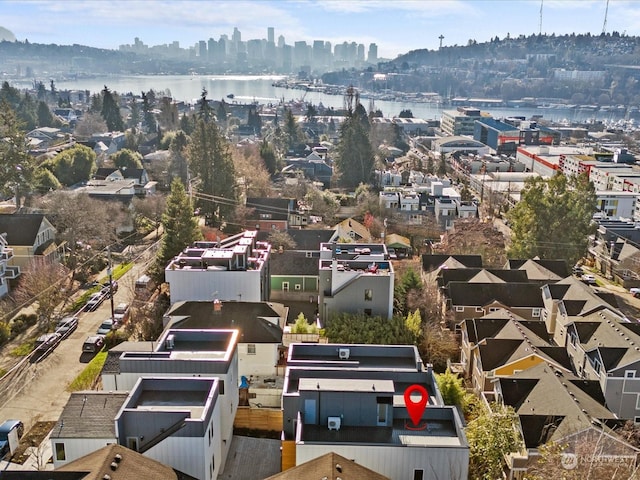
4,265,20,279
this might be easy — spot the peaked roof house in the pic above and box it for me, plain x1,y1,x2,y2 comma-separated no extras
265,451,390,480
0,233,19,298
332,218,372,243
164,301,285,379
0,213,62,267
562,308,640,420
461,311,571,392
507,258,569,285
56,444,180,480
246,197,306,231
444,282,545,322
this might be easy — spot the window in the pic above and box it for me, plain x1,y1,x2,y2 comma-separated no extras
626,370,636,378
532,308,541,317
364,289,373,301
635,416,640,424
294,284,301,291
219,380,225,395
455,306,464,312
126,437,138,452
247,344,256,355
306,251,313,258
413,470,424,480
282,282,289,292
54,442,66,461
475,307,484,313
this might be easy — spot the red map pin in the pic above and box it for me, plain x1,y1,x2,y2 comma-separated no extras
404,384,428,426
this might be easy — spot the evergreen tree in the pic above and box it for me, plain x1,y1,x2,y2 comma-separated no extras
155,178,201,276
100,86,124,131
36,100,55,127
507,173,596,265
283,108,303,151
216,100,228,126
141,91,156,131
197,88,214,123
335,100,374,188
128,98,141,129
188,118,237,226
169,130,189,185
259,138,278,176
0,101,34,208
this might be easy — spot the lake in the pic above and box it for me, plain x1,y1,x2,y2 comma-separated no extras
38,74,627,123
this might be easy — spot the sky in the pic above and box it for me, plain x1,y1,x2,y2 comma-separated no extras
1,0,639,59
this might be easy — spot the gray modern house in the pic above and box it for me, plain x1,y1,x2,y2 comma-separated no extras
281,343,468,479
318,242,395,324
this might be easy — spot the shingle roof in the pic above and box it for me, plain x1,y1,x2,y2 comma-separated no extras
0,214,48,246
508,258,569,279
438,268,528,288
269,250,319,276
264,452,390,480
422,254,483,272
498,362,617,448
52,392,129,439
166,301,283,343
57,444,178,480
447,282,544,308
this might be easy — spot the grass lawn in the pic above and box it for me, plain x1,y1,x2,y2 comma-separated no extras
67,350,107,392
10,340,35,357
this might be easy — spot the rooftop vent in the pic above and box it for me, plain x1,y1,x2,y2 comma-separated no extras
114,454,122,463
338,348,350,360
165,334,175,350
110,462,118,471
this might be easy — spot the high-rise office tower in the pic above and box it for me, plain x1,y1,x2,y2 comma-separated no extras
268,27,274,44
368,43,378,63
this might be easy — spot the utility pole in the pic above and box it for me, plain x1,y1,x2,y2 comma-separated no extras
107,246,115,322
438,35,444,50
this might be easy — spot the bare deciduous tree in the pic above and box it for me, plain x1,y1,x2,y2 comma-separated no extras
12,258,69,329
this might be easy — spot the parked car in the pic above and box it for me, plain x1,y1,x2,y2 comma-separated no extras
96,318,115,335
33,332,62,361
101,280,118,296
581,274,597,285
630,288,640,298
55,316,79,339
0,420,24,459
114,302,130,324
85,292,105,312
572,265,584,275
82,335,105,353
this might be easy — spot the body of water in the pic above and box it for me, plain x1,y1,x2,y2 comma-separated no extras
35,74,631,124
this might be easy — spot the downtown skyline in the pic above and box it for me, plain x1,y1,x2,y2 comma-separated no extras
1,0,639,60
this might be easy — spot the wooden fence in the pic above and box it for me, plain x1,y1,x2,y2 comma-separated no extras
234,406,282,432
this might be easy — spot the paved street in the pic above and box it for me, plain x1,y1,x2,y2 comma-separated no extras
0,251,154,470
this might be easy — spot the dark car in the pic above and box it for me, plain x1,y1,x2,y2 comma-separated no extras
0,420,24,459
82,335,104,353
100,280,118,297
55,316,79,339
32,332,62,361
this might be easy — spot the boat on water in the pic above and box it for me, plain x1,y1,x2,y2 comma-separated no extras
227,93,234,99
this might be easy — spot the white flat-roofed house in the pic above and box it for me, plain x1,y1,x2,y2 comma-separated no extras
100,329,239,471
51,377,225,480
0,233,19,298
165,231,271,303
115,377,223,480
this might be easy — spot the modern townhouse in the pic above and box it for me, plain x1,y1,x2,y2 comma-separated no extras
318,242,394,323
165,230,271,303
281,343,468,480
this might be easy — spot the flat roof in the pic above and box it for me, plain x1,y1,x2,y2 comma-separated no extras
299,378,394,393
300,417,462,446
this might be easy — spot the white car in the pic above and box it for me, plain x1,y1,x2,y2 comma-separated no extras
96,318,115,335
581,274,597,285
630,288,640,298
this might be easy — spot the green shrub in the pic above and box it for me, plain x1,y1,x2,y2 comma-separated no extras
103,330,128,349
0,321,10,346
